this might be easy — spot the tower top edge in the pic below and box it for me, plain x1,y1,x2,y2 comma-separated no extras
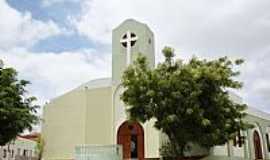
112,19,153,34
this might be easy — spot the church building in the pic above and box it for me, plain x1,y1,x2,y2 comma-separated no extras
42,19,270,160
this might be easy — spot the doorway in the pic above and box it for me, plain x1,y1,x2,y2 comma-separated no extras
253,130,263,160
117,121,144,160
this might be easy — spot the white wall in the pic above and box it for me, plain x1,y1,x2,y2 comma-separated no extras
113,85,161,158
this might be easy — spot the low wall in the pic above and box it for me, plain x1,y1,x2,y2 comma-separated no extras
15,155,38,160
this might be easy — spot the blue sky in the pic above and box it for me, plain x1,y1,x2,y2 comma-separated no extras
8,0,81,27
7,0,101,53
1,0,270,116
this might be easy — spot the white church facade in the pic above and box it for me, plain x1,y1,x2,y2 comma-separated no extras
42,19,270,160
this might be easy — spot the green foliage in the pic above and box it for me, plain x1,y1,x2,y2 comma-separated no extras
121,47,252,157
0,66,39,146
159,142,189,159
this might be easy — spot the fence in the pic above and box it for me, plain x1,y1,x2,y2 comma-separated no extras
75,145,122,160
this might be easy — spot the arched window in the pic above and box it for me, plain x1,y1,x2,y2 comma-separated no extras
254,130,263,159
11,150,14,158
266,133,270,152
233,130,245,147
3,149,7,158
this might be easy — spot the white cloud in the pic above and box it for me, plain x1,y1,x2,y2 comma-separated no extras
0,48,111,106
0,0,111,109
1,0,270,113
71,0,270,55
0,0,61,50
70,0,270,112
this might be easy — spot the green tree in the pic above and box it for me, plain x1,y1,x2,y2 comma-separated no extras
0,65,39,146
121,47,252,158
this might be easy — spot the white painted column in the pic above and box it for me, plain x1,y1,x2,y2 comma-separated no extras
243,131,250,159
227,141,232,157
261,126,269,159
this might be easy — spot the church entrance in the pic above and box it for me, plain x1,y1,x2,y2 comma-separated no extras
253,130,263,160
117,121,144,160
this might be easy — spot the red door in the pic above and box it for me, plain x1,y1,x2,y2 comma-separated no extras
253,130,263,160
117,121,144,160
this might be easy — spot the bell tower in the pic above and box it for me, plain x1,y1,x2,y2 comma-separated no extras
112,19,155,84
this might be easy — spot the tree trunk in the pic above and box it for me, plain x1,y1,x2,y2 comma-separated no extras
167,133,186,158
179,144,185,158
